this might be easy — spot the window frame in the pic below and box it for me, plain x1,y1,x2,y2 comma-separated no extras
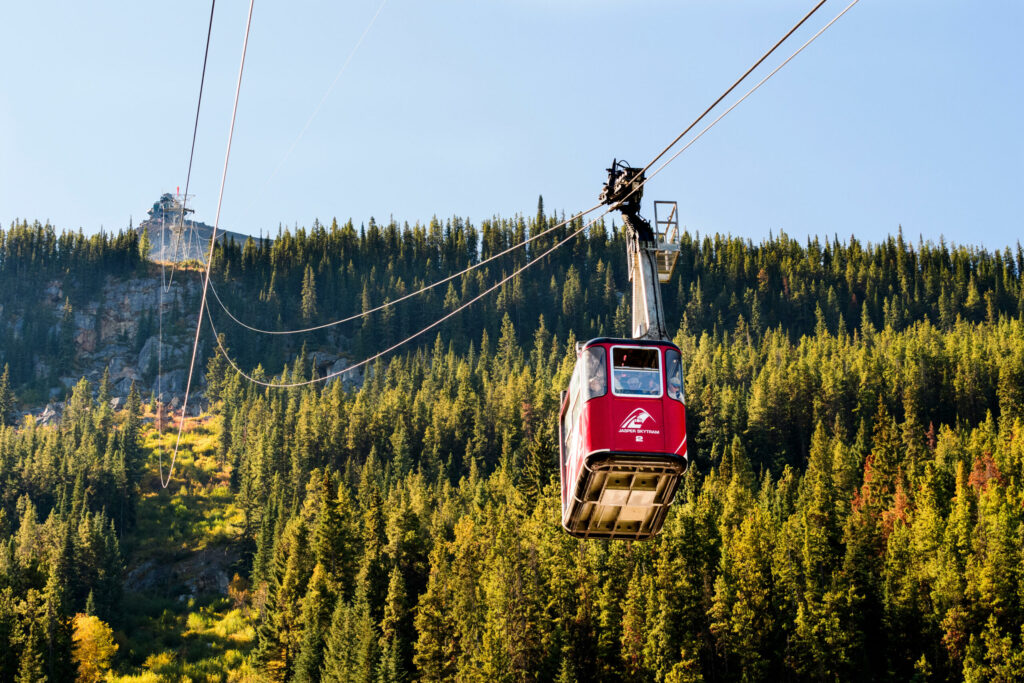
609,344,663,399
581,346,608,402
664,348,685,403
566,362,581,457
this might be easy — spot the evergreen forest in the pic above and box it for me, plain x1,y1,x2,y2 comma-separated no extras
1,207,1023,681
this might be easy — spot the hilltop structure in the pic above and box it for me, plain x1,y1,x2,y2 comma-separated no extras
137,193,267,262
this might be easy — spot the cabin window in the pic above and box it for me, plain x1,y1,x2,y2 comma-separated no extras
582,347,607,401
567,365,581,453
569,362,580,402
611,347,662,397
665,349,684,402
561,407,573,468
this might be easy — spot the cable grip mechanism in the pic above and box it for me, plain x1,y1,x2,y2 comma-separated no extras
599,159,646,216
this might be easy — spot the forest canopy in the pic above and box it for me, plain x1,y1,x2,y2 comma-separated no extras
0,211,1022,681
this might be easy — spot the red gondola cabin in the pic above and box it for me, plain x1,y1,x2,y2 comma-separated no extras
559,338,688,540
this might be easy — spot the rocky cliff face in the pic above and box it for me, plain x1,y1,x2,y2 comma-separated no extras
22,272,360,420
39,274,202,400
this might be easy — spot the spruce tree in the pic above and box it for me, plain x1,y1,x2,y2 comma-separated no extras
0,588,19,680
302,263,319,323
377,567,409,683
94,366,113,433
0,364,14,426
322,599,357,681
138,225,152,260
293,564,334,683
16,617,45,683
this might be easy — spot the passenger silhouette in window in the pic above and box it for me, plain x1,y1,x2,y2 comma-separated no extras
585,349,606,397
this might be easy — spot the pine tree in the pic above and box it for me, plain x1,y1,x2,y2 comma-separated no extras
0,363,14,426
302,263,319,323
352,582,380,683
412,542,457,682
562,265,583,327
322,598,358,681
613,296,631,337
258,518,313,679
138,226,152,260
0,588,19,681
42,538,74,682
521,421,555,500
619,568,650,682
293,564,334,683
205,334,230,405
94,366,113,433
377,567,409,683
16,617,45,683
709,510,779,680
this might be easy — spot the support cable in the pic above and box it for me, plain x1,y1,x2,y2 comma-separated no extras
203,201,604,335
156,0,217,426
160,0,255,489
163,0,217,294
206,211,608,388
198,0,844,339
634,0,828,181
194,0,860,389
643,0,861,188
165,0,861,452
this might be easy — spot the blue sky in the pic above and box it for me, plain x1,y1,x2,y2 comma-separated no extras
2,0,1021,250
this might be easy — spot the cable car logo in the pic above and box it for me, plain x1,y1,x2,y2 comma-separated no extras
620,408,655,431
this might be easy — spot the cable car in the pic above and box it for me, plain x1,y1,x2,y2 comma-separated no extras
558,161,687,540
558,337,688,540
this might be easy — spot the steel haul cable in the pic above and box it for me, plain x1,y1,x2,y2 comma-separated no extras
159,0,861,483
585,0,860,238
160,0,255,489
203,201,604,335
157,0,217,436
188,0,861,390
634,0,828,181
162,0,217,295
643,0,862,188
169,206,604,387
196,0,840,339
204,211,609,388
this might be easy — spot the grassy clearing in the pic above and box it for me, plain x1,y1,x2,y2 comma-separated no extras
112,595,262,683
128,414,243,557
113,414,265,682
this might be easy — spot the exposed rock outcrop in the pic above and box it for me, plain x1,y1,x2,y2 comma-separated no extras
17,269,359,421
